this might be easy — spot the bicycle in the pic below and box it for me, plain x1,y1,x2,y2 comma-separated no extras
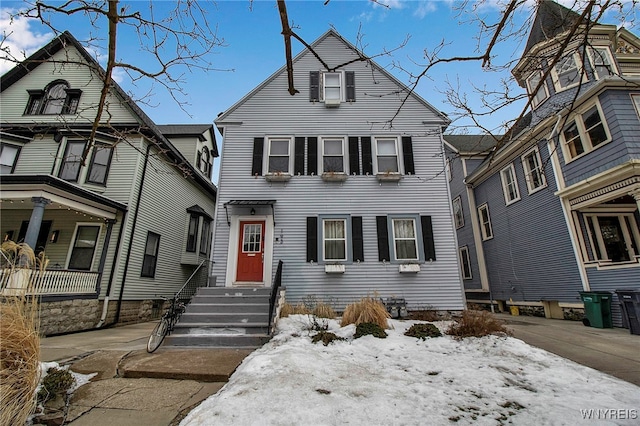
147,295,186,353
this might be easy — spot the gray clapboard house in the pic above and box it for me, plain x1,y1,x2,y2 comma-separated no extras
0,31,218,335
210,29,466,312
446,1,640,327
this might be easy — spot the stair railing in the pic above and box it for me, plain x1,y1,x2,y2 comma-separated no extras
175,259,210,303
268,260,284,332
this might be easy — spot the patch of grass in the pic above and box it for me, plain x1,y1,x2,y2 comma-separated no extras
404,323,442,339
37,367,76,403
311,331,346,346
340,297,390,329
446,310,512,339
354,322,387,339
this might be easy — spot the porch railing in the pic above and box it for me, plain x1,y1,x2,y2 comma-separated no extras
269,260,284,332
0,268,99,296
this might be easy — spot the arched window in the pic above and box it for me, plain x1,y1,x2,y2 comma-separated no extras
25,80,81,115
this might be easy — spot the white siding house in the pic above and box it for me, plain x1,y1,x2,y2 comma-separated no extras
212,30,466,311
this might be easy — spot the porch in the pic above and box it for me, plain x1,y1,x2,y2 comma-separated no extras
0,267,100,296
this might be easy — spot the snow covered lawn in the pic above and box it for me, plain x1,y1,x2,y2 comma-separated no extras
182,316,639,425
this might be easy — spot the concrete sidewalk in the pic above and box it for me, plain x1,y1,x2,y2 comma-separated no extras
498,313,640,386
39,322,254,425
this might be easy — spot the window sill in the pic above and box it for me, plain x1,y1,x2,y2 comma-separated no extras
321,172,348,182
325,264,346,274
265,173,291,182
376,173,402,182
399,264,420,273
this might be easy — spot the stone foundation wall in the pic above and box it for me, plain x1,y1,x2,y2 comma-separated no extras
39,299,163,336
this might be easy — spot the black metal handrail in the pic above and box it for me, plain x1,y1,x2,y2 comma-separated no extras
175,259,210,302
268,260,284,331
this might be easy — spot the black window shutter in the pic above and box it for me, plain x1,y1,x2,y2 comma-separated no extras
402,136,415,175
294,137,305,175
376,216,390,262
307,137,318,175
348,137,360,175
352,216,364,262
307,217,318,262
421,216,436,261
252,137,264,176
346,71,355,102
310,71,320,102
361,136,373,175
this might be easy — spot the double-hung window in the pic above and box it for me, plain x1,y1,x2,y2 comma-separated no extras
322,138,345,173
323,219,347,261
500,163,520,205
142,232,160,277
375,138,400,174
267,138,291,174
585,213,640,263
478,204,493,240
392,218,419,261
323,72,342,104
86,144,113,185
59,140,87,182
561,103,610,160
200,219,211,255
68,225,100,270
588,46,616,79
186,214,199,252
521,147,546,194
0,143,21,174
526,70,549,108
310,71,355,106
459,246,472,279
552,52,584,91
453,197,464,229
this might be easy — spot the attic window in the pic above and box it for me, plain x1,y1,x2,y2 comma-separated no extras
309,71,355,105
25,80,81,115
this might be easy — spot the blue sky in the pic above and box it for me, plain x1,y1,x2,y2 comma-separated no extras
1,1,636,149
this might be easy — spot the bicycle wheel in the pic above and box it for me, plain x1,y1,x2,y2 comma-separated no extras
147,318,169,353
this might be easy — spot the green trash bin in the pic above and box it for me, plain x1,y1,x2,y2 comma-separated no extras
579,291,613,328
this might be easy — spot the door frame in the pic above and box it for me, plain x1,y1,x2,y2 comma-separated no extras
225,214,274,287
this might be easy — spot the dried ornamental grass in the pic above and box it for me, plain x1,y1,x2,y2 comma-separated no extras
312,302,337,319
340,297,390,329
446,310,512,339
279,302,312,318
0,242,43,426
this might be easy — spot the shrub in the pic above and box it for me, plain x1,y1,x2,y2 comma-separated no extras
0,242,45,426
312,303,337,319
279,302,312,318
340,297,390,329
311,331,346,346
354,322,387,339
37,367,76,403
404,323,442,339
446,310,512,339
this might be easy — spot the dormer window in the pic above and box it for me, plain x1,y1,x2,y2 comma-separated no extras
25,80,81,115
526,70,549,108
551,53,586,92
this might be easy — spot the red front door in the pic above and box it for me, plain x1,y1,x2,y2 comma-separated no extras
236,221,265,282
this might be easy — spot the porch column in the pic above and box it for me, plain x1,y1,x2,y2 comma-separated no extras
24,196,51,250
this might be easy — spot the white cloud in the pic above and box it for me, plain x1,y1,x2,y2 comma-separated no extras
413,1,438,19
0,8,52,74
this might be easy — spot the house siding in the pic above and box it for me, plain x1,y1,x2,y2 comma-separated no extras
213,33,464,310
586,266,640,327
474,141,583,303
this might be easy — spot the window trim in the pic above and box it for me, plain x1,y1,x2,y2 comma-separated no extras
453,196,464,229
526,69,549,108
322,71,343,105
500,163,521,205
478,204,493,241
459,246,472,280
141,231,161,278
200,219,211,255
86,143,114,186
58,140,87,182
631,94,640,119
587,46,618,80
391,217,420,262
521,146,547,194
66,224,101,271
265,136,293,176
551,51,587,92
373,136,402,175
186,214,199,253
322,218,348,262
0,143,21,174
320,136,347,175
584,212,640,264
560,101,611,162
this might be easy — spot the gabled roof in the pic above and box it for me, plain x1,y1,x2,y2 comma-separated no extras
443,135,498,155
0,31,217,196
215,29,449,125
157,124,219,157
523,1,588,55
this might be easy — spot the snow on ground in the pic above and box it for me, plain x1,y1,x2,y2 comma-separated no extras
182,316,640,426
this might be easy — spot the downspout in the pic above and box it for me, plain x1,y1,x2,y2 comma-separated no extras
113,143,152,324
96,214,126,328
546,114,591,292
